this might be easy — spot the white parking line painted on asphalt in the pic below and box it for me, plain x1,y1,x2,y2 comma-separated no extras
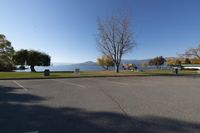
52,79,86,88
13,80,28,91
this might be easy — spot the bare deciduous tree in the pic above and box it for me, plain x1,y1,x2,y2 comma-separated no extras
97,15,135,72
183,44,200,59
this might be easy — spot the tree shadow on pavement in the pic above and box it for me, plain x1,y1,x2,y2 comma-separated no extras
0,85,200,133
0,85,45,103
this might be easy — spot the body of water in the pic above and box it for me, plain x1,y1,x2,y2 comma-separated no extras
16,65,104,72
15,64,171,72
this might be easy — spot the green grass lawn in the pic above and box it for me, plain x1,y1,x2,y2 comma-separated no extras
142,69,198,75
0,69,199,79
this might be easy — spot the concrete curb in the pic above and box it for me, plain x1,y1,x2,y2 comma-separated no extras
0,74,200,80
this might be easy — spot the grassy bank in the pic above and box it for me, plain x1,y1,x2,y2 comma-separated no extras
0,70,199,79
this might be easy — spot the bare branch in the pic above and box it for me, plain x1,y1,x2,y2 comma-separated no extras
182,44,200,59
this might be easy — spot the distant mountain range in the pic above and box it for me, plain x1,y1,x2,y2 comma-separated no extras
77,61,97,66
66,59,150,66
52,61,97,66
53,57,173,67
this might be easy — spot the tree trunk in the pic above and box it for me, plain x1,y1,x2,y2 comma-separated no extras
101,66,107,70
30,65,36,72
115,64,120,73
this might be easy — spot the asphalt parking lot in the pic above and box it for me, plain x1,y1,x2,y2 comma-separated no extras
0,76,200,133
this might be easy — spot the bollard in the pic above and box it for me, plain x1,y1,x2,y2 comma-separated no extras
175,68,178,75
44,69,50,76
74,68,80,74
173,67,179,75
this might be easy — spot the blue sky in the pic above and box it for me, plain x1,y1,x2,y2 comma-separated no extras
0,0,200,63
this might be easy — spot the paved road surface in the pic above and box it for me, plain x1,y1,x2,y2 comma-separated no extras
0,76,200,133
